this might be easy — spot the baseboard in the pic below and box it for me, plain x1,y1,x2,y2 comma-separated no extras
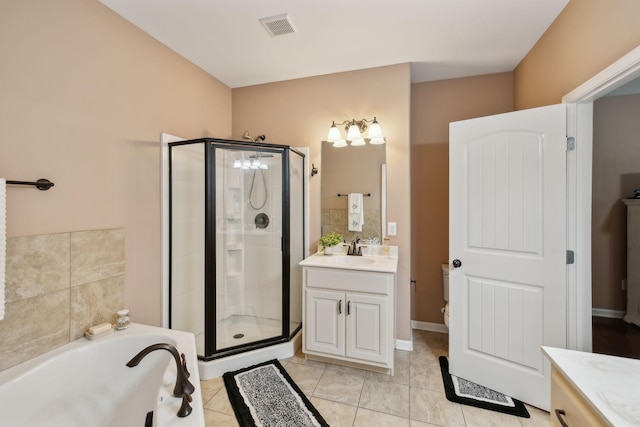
395,338,413,351
411,320,449,334
592,308,625,319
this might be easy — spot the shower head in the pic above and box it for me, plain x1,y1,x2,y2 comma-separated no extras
242,131,266,142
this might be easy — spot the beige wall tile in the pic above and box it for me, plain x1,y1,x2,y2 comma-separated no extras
0,289,69,371
70,228,125,287
5,233,70,302
70,275,124,340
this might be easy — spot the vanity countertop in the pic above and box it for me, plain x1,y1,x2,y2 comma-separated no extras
543,346,640,426
299,251,398,274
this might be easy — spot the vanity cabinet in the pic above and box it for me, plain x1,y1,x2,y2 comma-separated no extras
302,265,395,373
544,346,640,427
550,368,605,427
623,199,640,327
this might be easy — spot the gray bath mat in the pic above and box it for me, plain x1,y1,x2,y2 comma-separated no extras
223,359,329,427
439,356,530,418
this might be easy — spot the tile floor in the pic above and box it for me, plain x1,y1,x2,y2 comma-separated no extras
200,330,551,426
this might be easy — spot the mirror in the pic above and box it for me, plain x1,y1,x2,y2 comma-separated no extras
321,142,386,243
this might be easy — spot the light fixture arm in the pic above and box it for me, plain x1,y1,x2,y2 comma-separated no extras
331,117,378,133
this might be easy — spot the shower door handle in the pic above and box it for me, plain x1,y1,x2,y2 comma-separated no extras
338,300,342,314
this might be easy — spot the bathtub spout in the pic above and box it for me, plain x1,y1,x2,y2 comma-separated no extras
126,343,195,399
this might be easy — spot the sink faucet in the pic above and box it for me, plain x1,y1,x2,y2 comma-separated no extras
126,343,195,417
347,238,362,256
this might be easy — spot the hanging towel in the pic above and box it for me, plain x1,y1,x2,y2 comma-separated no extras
0,178,5,320
348,193,364,232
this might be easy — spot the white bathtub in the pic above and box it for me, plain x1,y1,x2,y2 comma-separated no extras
0,323,204,427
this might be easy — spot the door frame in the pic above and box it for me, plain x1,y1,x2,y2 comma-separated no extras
563,45,640,352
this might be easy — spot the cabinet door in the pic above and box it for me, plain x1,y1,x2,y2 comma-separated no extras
346,293,388,363
305,289,345,356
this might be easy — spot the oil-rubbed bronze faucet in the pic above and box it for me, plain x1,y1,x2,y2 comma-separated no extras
347,238,362,256
126,343,195,417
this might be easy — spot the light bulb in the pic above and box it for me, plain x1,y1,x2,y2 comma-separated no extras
233,160,241,168
350,138,366,146
367,118,383,139
369,137,386,145
327,122,342,142
346,122,362,141
251,159,260,169
242,160,251,170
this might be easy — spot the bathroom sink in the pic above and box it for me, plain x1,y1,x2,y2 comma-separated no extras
329,256,375,266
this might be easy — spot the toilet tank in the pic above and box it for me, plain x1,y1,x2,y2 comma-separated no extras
441,264,450,302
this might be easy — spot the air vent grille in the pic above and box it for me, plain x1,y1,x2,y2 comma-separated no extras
259,13,296,37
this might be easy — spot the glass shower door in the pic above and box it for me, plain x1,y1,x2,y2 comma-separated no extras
213,145,284,352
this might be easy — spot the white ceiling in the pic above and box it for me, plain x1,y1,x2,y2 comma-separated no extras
99,0,569,89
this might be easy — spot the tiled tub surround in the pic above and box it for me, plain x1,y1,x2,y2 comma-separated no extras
0,228,125,371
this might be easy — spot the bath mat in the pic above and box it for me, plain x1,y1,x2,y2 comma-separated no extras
438,356,530,418
223,359,329,427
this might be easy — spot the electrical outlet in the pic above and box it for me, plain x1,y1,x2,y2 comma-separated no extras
622,279,627,291
388,222,397,236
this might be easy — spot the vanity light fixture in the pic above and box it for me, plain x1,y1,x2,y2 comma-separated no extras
326,117,385,147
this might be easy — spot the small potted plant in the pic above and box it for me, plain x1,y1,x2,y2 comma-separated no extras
319,232,344,255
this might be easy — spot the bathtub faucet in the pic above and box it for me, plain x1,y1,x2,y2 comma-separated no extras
126,343,195,417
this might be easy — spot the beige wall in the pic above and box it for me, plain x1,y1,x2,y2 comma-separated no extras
410,73,514,323
592,94,640,312
232,64,413,341
514,0,640,109
0,0,232,327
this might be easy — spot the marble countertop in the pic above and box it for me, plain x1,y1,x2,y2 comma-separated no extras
299,250,398,274
543,346,640,426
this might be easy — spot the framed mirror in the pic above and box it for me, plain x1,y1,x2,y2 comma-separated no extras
321,141,386,243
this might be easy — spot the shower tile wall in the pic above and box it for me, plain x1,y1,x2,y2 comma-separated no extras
243,155,282,321
0,228,125,371
170,143,206,350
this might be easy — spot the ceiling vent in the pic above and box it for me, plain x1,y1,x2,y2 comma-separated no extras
259,13,296,37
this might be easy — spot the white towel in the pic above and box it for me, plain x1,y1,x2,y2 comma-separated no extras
348,193,364,232
0,178,5,320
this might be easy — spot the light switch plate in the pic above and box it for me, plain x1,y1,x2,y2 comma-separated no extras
388,222,397,236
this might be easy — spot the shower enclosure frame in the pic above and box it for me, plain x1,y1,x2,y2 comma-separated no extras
168,137,305,362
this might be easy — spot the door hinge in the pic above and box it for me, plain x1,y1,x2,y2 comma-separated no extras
566,250,575,265
566,137,576,151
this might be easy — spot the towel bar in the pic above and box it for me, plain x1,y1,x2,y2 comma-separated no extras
6,179,55,191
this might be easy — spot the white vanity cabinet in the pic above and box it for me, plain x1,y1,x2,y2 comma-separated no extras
302,263,395,374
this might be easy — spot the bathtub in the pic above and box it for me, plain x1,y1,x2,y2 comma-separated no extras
0,323,205,427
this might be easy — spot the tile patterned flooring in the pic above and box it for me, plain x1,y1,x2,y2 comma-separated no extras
200,330,551,426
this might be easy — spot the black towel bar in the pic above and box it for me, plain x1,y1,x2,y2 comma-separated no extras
6,179,55,191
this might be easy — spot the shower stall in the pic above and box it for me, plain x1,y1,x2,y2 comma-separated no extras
168,138,305,371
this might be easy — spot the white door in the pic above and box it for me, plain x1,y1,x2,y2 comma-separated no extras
305,289,345,356
346,293,387,363
449,104,567,411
